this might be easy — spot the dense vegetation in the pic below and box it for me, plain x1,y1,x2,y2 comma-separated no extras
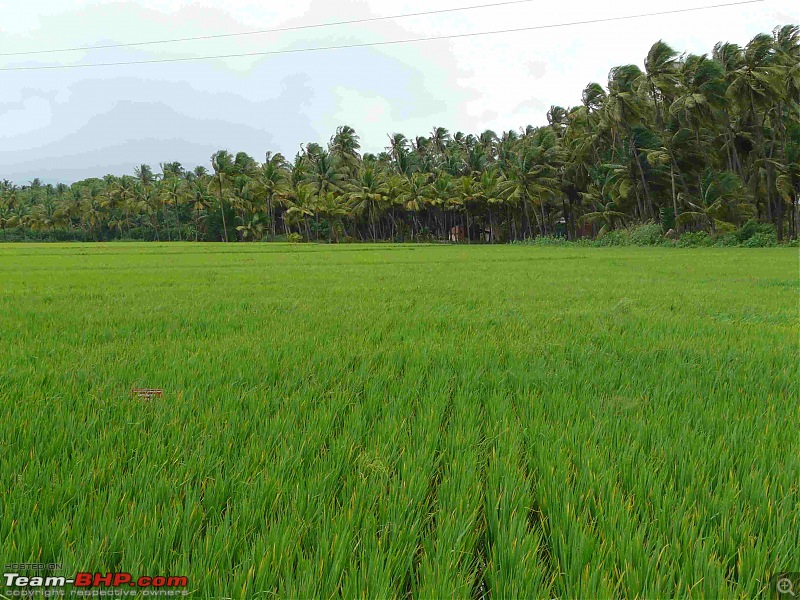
1,243,796,597
1,25,798,243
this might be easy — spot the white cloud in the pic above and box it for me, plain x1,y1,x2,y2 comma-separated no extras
0,0,797,182
0,96,53,139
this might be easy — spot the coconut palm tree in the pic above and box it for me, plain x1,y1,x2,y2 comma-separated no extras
4,26,797,242
210,150,234,242
160,176,185,241
285,183,316,240
248,152,289,239
330,126,361,178
642,40,680,128
347,165,387,241
476,168,505,242
400,173,432,241
677,169,751,233
579,197,628,236
304,149,346,196
186,177,211,241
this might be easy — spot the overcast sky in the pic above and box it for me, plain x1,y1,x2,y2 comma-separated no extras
1,0,797,183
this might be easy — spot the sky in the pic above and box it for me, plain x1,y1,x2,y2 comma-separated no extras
0,0,797,184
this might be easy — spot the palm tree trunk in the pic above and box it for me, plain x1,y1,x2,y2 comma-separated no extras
164,204,171,241
268,194,275,240
175,202,182,241
671,165,680,233
523,199,534,238
632,146,655,220
539,203,547,236
218,180,228,242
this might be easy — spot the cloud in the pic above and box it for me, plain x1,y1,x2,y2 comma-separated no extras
0,100,277,182
0,96,53,138
1,0,797,183
526,60,547,79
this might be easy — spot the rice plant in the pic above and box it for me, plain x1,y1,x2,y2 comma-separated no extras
0,243,797,598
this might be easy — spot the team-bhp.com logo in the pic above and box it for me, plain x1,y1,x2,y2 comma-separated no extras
3,571,189,597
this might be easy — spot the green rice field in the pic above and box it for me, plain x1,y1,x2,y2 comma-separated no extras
0,243,798,598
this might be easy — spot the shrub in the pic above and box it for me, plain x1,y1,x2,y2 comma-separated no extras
529,235,571,246
736,219,775,243
742,231,777,247
714,221,738,236
590,223,667,247
628,222,665,246
713,233,740,247
0,228,93,242
287,233,304,243
677,231,713,247
594,229,630,246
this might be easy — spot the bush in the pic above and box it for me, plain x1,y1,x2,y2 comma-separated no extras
713,233,740,247
594,229,630,246
742,231,777,247
677,231,713,247
0,228,92,242
287,233,304,243
736,219,775,243
529,235,571,246
589,222,667,247
628,222,665,246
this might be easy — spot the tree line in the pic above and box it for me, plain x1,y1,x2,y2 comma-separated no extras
1,26,798,243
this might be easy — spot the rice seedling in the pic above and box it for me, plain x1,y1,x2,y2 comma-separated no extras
0,242,796,598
